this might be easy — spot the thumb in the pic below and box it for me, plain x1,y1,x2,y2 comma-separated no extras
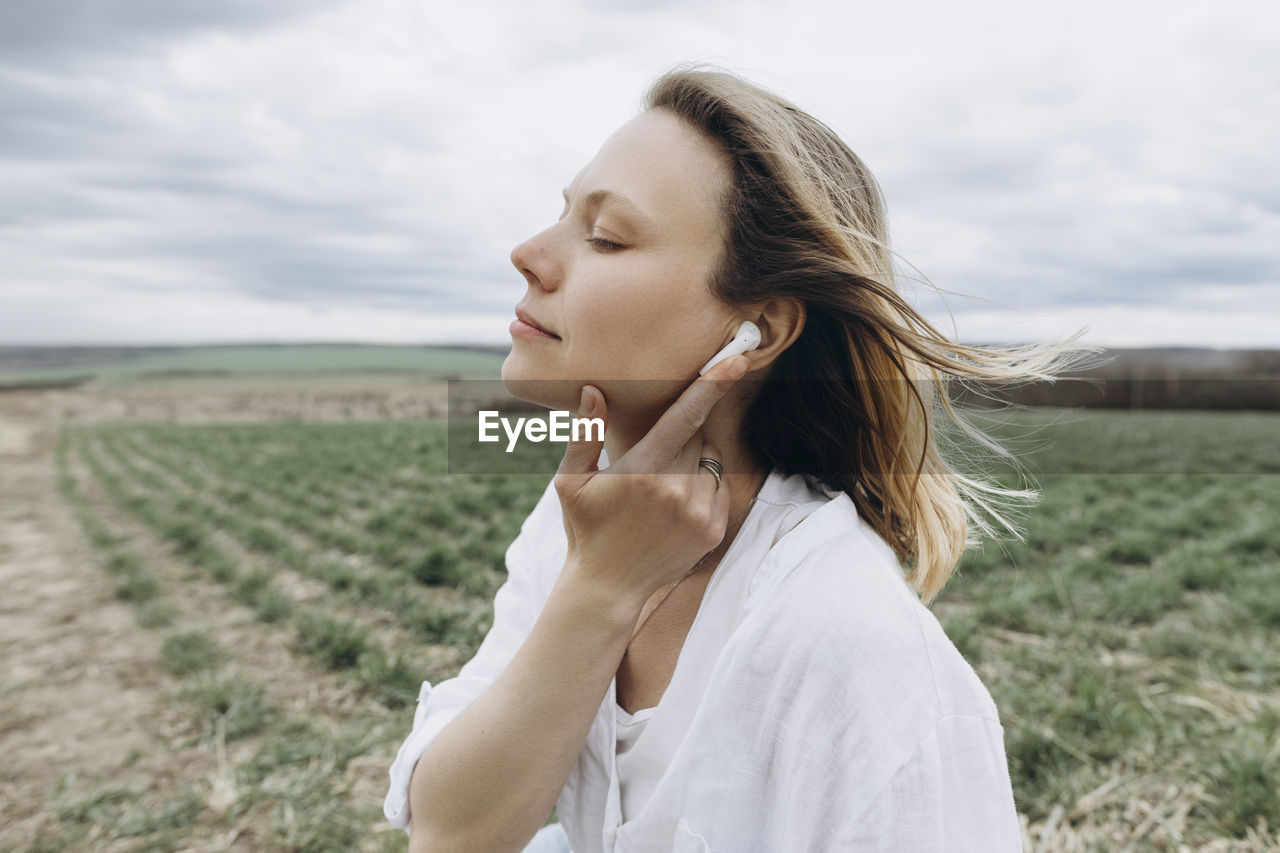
557,385,607,480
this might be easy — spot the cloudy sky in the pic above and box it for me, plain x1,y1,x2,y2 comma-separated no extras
1,0,1276,348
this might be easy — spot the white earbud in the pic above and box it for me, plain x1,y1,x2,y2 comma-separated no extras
698,320,762,376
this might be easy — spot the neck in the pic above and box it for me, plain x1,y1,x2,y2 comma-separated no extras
699,467,768,570
603,388,770,564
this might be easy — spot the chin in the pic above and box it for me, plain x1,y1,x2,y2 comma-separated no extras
501,353,576,412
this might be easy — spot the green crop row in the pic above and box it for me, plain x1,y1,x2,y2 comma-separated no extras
54,410,1280,842
73,430,426,709
94,430,494,658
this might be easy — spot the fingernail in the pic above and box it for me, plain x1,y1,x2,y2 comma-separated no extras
727,356,750,380
578,386,593,416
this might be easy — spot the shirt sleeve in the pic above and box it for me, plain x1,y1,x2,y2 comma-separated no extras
383,478,559,836
839,713,1025,852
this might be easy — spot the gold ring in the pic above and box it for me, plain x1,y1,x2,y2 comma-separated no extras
697,457,723,490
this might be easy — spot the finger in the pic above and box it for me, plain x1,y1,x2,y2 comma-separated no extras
699,439,732,526
632,355,750,468
556,385,607,484
672,426,705,476
670,430,710,501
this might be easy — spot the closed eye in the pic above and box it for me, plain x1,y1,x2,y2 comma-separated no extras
586,236,624,252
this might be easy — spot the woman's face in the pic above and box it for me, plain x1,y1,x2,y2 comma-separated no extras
503,108,740,416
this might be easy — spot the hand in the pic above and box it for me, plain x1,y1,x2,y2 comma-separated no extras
553,355,752,608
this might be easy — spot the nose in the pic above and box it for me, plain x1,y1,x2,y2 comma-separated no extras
510,227,561,292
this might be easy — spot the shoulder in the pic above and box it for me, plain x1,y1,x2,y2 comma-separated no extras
739,494,1001,725
746,493,915,646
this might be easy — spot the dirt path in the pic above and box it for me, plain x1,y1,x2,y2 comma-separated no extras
0,378,446,850
0,391,208,847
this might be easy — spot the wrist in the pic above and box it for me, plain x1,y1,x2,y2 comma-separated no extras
557,557,648,632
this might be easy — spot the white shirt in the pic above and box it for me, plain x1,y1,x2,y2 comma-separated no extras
611,468,836,826
384,460,1024,852
614,704,655,824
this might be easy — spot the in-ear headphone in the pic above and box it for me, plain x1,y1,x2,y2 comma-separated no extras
698,320,762,376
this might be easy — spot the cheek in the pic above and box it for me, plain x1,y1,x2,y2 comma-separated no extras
566,254,719,377
569,262,661,336
567,296,653,375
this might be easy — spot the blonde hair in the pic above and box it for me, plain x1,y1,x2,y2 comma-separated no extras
645,65,1104,606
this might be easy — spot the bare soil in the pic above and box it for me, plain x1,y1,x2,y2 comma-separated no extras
0,376,446,850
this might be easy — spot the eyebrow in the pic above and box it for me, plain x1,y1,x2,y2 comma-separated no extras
561,187,654,229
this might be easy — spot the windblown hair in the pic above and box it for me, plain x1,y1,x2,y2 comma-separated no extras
645,65,1103,606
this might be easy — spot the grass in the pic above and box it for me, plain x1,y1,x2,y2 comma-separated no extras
232,569,295,623
295,610,370,671
235,718,395,852
46,779,207,850
161,631,222,676
46,409,1280,848
179,677,271,741
46,429,419,851
0,344,506,387
933,413,1280,843
108,552,161,603
42,713,400,852
1205,708,1280,835
98,428,498,653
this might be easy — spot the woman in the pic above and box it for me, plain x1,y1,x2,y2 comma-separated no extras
386,66,1095,852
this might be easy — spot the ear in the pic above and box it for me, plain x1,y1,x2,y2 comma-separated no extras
743,298,805,372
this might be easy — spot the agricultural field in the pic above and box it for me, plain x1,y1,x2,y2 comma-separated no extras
2,378,1279,851
0,344,506,388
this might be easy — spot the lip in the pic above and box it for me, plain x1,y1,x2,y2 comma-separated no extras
513,307,560,339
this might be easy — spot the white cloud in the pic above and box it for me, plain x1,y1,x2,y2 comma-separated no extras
0,0,1275,348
